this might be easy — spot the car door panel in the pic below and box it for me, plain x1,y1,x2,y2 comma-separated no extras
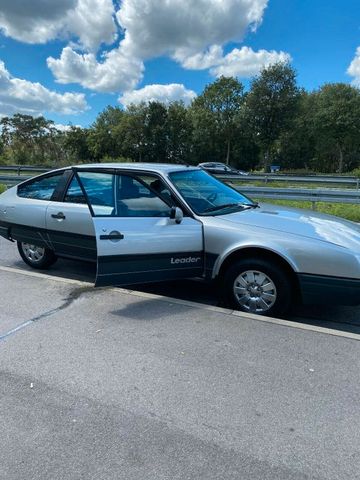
74,169,204,287
94,216,204,287
0,189,51,246
46,202,97,261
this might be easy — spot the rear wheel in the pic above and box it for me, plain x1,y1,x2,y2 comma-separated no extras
17,241,57,270
222,258,292,316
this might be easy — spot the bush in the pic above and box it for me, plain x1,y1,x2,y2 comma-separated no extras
351,167,360,178
0,184,6,194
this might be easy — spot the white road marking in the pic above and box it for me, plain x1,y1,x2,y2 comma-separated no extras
1,265,360,342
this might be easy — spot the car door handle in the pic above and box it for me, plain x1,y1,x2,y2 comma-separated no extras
100,232,124,240
51,212,66,220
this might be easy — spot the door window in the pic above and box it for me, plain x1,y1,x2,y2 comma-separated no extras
77,172,171,217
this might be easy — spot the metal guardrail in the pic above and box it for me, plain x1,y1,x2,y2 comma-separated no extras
0,165,49,175
0,175,32,186
235,186,360,206
218,174,360,188
1,169,360,207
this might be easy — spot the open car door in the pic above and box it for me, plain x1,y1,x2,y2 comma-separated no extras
75,169,204,287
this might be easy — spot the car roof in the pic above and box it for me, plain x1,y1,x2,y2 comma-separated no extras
72,163,199,175
199,162,225,167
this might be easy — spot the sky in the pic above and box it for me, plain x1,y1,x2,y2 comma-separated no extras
0,0,359,128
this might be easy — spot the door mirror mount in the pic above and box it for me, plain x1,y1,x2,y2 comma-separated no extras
170,206,183,224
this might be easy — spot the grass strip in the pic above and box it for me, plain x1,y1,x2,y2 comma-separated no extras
254,199,360,223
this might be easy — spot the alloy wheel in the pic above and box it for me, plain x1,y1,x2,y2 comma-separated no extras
233,269,277,313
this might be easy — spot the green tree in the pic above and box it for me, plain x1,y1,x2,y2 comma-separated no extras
87,106,125,160
192,76,245,165
276,91,316,171
311,83,360,173
143,102,168,162
0,114,63,165
63,126,92,162
166,102,192,163
113,103,147,161
245,62,300,172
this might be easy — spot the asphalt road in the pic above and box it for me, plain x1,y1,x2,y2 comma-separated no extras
1,237,360,334
1,265,360,479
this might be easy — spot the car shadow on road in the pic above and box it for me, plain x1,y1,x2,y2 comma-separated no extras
109,297,194,321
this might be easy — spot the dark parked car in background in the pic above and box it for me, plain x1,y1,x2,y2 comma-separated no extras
198,162,248,176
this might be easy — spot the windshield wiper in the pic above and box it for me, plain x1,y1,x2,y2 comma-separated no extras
242,202,260,210
204,202,260,213
204,203,246,213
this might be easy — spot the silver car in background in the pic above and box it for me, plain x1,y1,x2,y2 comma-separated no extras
0,163,359,316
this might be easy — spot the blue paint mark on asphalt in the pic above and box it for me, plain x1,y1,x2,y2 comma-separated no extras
0,320,34,342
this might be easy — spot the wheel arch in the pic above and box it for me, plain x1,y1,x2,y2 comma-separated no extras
215,247,302,302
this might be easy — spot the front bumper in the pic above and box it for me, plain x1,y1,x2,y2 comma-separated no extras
298,274,360,306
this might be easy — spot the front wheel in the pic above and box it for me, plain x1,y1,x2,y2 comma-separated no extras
222,258,292,316
17,241,57,270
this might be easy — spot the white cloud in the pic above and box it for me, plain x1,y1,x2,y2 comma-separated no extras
117,0,268,59
47,45,144,93
0,0,116,50
119,84,196,106
54,123,82,132
0,60,88,116
348,47,360,86
174,45,224,70
48,0,273,93
210,46,291,78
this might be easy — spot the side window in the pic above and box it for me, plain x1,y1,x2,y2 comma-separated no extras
76,171,171,218
17,173,63,200
77,172,115,216
117,175,170,217
136,175,175,206
64,176,87,204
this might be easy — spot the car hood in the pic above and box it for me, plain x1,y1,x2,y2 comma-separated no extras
219,203,360,251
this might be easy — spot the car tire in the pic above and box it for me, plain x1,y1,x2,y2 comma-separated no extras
17,241,57,270
222,258,292,316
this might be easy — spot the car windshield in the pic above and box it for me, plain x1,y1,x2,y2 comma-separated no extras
169,169,255,215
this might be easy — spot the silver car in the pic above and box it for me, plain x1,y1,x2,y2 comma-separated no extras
0,163,359,316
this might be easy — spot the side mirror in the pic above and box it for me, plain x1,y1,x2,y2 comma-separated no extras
169,206,183,224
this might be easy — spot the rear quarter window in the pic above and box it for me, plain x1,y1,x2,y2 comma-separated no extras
17,173,63,200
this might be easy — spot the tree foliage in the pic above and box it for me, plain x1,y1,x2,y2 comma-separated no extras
245,62,300,171
192,76,245,165
0,114,65,165
2,63,360,174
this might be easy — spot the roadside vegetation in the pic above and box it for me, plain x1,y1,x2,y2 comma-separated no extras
1,62,360,174
253,199,360,223
0,184,5,194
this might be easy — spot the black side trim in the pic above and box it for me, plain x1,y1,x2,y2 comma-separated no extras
0,225,12,241
96,251,204,287
6,223,52,249
298,273,360,306
0,219,96,261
